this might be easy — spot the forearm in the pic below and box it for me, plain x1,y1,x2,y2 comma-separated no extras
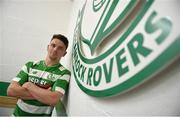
24,82,62,106
7,81,34,100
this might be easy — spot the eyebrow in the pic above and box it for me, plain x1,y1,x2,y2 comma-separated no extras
50,43,65,49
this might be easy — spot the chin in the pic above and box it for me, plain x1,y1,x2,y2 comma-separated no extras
50,56,58,60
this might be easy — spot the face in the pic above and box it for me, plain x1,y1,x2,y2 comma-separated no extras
47,38,67,61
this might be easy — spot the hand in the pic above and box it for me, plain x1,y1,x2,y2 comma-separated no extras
47,87,51,91
22,82,33,89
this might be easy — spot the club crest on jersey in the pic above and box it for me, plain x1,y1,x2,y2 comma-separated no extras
47,73,56,81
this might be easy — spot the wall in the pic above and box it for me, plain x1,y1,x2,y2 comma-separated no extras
0,0,2,82
66,0,180,116
0,0,73,82
0,0,73,116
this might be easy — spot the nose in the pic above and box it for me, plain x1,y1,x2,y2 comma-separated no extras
53,47,59,52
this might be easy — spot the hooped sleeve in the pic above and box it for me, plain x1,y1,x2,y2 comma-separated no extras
52,71,71,95
12,61,33,85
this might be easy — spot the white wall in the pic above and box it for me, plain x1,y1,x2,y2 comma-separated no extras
67,61,180,116
0,1,2,80
0,0,73,82
0,0,73,116
66,0,180,116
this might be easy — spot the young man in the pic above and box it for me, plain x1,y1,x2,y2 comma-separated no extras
7,34,71,116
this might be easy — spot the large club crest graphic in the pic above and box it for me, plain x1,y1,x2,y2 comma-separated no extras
72,0,180,97
79,0,140,55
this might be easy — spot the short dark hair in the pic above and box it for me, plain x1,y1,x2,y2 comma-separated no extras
51,34,69,49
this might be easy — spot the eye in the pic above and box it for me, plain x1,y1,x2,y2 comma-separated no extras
50,44,56,48
57,46,63,50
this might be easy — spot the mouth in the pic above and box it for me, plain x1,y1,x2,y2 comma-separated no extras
50,53,57,59
52,51,58,56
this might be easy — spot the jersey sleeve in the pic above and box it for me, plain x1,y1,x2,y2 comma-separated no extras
52,72,70,95
12,61,33,85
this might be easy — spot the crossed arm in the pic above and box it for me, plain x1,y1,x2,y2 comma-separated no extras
7,81,63,106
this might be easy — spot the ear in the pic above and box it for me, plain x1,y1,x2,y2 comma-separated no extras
63,51,67,56
47,45,49,51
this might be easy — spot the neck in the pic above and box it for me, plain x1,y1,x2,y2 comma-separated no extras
45,57,59,67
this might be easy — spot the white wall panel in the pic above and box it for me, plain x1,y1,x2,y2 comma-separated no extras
66,0,180,116
0,0,73,82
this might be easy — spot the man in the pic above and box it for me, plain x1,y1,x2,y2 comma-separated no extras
7,34,71,116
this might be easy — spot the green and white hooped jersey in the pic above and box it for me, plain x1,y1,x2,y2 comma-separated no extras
12,60,71,116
